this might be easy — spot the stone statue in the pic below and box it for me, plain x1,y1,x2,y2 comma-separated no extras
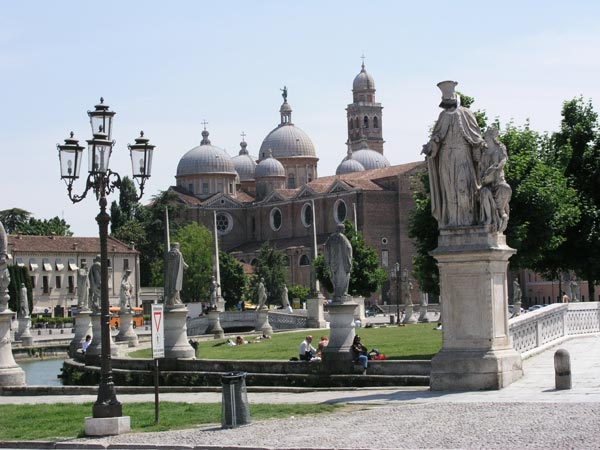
479,127,512,233
281,85,288,102
18,283,29,318
119,269,133,312
281,284,292,312
209,276,218,309
569,279,580,302
256,277,267,310
77,263,90,310
401,268,413,306
422,81,485,229
88,255,102,313
0,221,9,311
512,280,522,304
324,224,353,301
164,242,188,306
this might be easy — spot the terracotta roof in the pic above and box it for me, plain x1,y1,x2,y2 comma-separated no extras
7,235,138,254
240,262,255,275
310,161,424,187
169,187,204,206
226,234,329,254
235,191,255,203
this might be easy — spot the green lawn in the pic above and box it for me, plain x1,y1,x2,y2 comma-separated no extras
130,323,441,360
0,402,340,441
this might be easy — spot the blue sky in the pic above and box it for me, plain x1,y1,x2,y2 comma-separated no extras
1,1,599,236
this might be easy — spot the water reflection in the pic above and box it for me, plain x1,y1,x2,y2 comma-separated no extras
18,358,64,386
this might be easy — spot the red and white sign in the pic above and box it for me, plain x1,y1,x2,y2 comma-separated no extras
151,303,164,358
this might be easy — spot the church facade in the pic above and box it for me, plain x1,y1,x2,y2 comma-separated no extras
168,64,424,306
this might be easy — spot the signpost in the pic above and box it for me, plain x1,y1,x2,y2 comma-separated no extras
151,303,164,424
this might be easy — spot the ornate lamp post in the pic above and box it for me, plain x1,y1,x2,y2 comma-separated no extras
57,98,155,419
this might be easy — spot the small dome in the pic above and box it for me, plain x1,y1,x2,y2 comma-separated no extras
260,125,316,159
336,158,365,175
353,63,375,91
232,141,257,182
255,150,286,178
176,129,236,176
280,101,292,114
352,148,390,170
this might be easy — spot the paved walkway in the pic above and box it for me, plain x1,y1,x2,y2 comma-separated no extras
1,335,599,449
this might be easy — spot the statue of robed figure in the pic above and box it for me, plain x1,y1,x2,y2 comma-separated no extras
164,242,188,306
324,224,353,302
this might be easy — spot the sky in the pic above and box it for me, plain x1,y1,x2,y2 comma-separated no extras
1,1,600,236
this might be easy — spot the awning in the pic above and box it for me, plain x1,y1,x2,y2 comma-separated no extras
29,263,39,271
55,263,64,271
68,262,78,271
43,263,52,271
16,258,25,267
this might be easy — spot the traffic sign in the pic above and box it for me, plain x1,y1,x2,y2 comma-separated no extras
151,303,164,358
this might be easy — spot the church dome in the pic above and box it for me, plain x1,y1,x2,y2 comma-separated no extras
352,148,390,170
255,150,286,178
337,147,366,175
176,129,236,176
232,140,257,182
353,63,375,91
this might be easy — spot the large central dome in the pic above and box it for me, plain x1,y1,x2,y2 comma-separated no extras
259,124,316,160
176,129,236,176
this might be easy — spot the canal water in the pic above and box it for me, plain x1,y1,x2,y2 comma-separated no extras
18,358,64,386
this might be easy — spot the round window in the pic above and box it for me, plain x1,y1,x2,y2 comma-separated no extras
334,199,347,224
215,212,233,235
301,203,313,228
270,208,282,231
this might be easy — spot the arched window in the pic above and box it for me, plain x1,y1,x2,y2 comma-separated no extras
355,117,359,129
270,207,282,231
348,118,353,130
299,255,310,266
288,174,296,189
373,116,379,128
363,116,369,129
301,203,313,227
334,199,347,224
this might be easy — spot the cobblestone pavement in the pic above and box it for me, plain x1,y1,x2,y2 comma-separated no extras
1,335,599,449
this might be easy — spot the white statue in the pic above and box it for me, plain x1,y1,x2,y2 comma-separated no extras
569,279,580,302
479,127,512,232
281,284,293,312
77,263,90,310
209,276,218,309
119,269,133,312
88,255,101,313
422,80,485,229
0,221,9,311
257,277,268,310
164,242,188,306
18,283,29,318
324,224,353,301
401,268,413,306
512,280,522,304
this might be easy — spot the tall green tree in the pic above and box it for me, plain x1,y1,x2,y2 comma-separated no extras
0,208,32,233
14,216,73,236
253,242,287,306
110,176,139,232
219,251,246,309
314,221,387,298
173,222,213,303
7,265,33,313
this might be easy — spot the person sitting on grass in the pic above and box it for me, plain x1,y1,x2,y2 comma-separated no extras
351,335,369,374
299,335,316,361
235,336,247,345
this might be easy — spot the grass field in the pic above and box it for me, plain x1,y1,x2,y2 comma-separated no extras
0,402,340,441
130,323,441,360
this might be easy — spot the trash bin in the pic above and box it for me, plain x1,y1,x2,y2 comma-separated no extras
389,314,396,324
221,371,250,428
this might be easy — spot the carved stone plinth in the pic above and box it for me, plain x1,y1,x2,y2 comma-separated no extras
255,310,273,336
0,310,25,386
206,309,224,339
352,296,367,323
86,313,118,358
70,310,92,356
306,295,326,328
164,306,195,359
216,297,226,313
115,312,139,347
16,317,33,346
402,303,418,324
322,302,358,373
513,301,522,317
429,227,523,390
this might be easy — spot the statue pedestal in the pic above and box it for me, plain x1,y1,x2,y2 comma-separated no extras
429,227,523,390
86,313,118,358
306,295,326,328
352,296,367,323
216,297,226,313
513,301,522,317
322,302,357,373
16,317,33,346
70,310,92,356
115,312,138,347
206,310,224,339
402,303,418,324
418,303,430,323
255,309,273,336
164,306,195,359
0,310,25,386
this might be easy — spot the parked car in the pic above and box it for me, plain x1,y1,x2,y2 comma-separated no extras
528,304,544,312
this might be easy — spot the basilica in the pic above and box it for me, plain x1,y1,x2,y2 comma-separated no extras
168,63,424,305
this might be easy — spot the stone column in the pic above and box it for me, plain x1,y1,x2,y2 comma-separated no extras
115,312,138,347
429,228,523,390
255,309,273,336
70,309,93,356
0,310,25,386
164,305,195,358
16,317,33,346
322,302,357,373
86,312,118,358
206,309,224,339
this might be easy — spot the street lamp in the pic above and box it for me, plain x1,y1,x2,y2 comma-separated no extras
57,98,155,419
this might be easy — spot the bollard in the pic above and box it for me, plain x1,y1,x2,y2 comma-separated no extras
221,372,250,428
554,349,571,390
389,314,396,325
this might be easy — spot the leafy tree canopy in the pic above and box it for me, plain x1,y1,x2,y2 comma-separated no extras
0,208,32,234
173,222,213,303
14,216,73,236
219,250,246,309
253,242,287,306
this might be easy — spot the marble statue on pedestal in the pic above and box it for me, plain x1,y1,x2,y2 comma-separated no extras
164,243,188,306
512,280,522,304
77,263,90,310
209,276,218,309
324,224,353,302
281,284,293,312
119,269,133,312
88,255,101,313
422,80,485,229
257,278,267,310
401,268,413,306
18,284,29,318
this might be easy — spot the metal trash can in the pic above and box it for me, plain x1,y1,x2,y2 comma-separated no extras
221,371,250,428
389,314,396,324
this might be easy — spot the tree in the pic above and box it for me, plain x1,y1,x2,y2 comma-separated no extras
219,251,247,309
288,284,310,304
173,222,213,303
7,265,33,313
314,221,387,298
110,176,139,232
14,216,73,236
253,242,287,306
0,208,32,233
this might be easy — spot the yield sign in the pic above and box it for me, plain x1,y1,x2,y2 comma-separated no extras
151,303,164,358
